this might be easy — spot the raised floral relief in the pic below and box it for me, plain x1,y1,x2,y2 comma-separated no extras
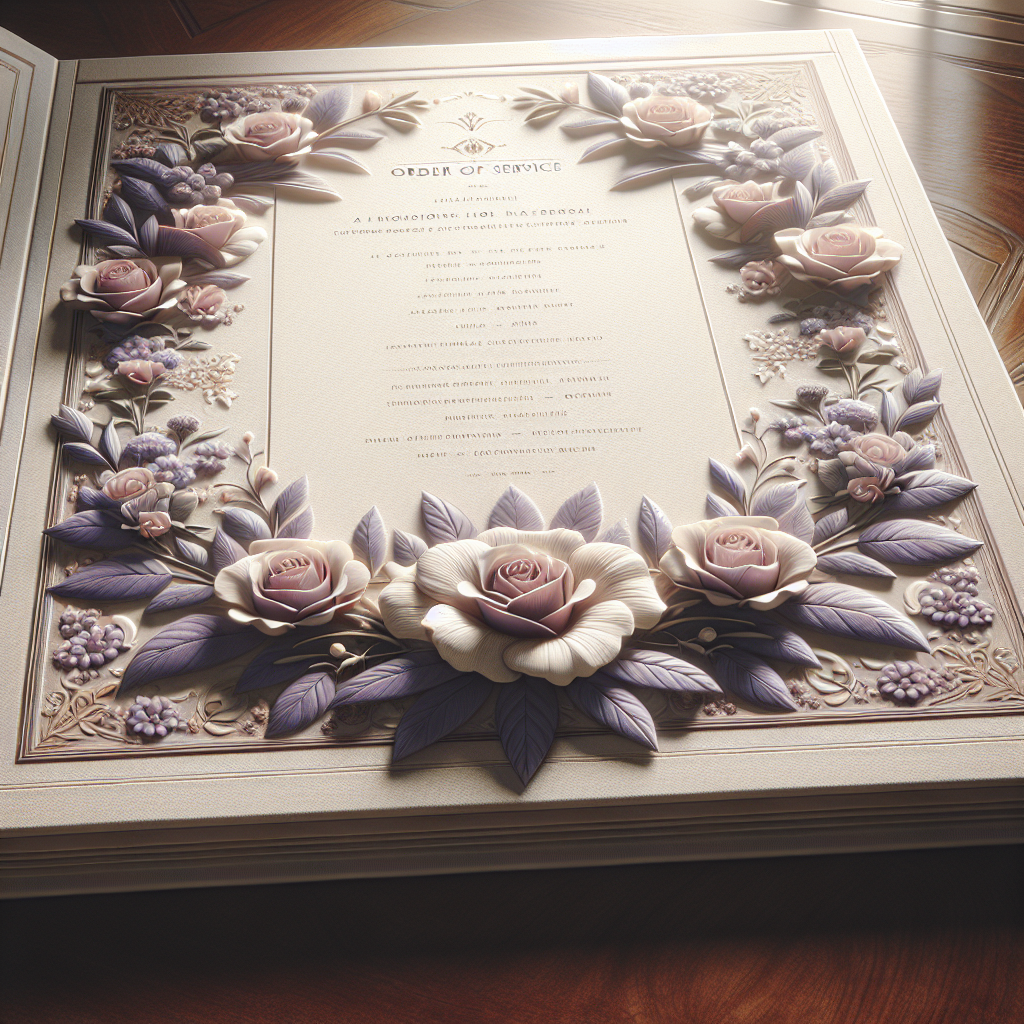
34,68,1023,784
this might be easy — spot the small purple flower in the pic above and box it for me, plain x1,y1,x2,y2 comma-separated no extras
166,414,202,439
104,335,182,371
824,399,878,430
187,440,232,477
124,695,187,740
769,415,811,447
53,609,126,670
121,431,177,466
148,454,196,489
808,421,855,458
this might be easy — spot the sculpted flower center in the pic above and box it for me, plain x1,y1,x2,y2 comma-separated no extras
498,558,542,585
707,528,767,568
648,100,686,121
98,261,150,292
811,228,870,258
189,209,232,228
270,554,312,574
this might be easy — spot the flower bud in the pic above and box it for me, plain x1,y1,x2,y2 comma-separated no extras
362,90,382,113
330,643,347,659
242,431,255,444
749,407,762,422
254,466,278,491
559,83,580,104
698,627,717,643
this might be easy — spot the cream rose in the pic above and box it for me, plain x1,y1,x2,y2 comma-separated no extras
178,284,228,320
378,528,666,687
692,181,788,241
101,467,156,502
223,111,316,163
620,95,712,150
659,516,817,610
846,433,905,467
170,199,267,266
60,259,186,326
774,224,903,294
816,325,866,354
214,538,371,635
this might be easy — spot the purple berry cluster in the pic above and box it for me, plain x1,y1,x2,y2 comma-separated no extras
189,441,232,477
916,565,994,629
876,661,958,705
121,431,178,465
52,608,126,670
148,454,196,489
104,336,182,372
197,88,272,124
164,163,234,207
124,695,187,740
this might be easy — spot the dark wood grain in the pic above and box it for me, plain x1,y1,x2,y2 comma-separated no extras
1,845,1021,1024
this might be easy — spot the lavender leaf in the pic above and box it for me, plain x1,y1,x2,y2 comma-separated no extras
119,614,263,692
421,491,477,543
44,511,132,551
210,527,248,572
706,493,740,519
393,528,427,566
567,677,657,750
176,538,209,569
353,506,387,575
267,670,337,738
75,218,140,250
305,85,352,133
601,649,720,693
272,476,309,531
276,506,314,540
235,634,335,694
186,271,250,289
812,508,848,545
550,482,603,541
857,519,983,564
488,485,544,532
711,648,797,711
220,507,272,548
895,401,941,432
48,553,171,602
885,471,976,513
813,178,871,215
816,552,896,578
330,650,463,705
899,443,937,473
638,495,673,567
587,72,630,116
880,389,899,435
98,420,122,466
50,405,94,443
313,129,384,149
709,458,747,507
110,157,175,187
777,582,929,651
145,583,215,614
495,677,560,786
903,368,942,405
392,674,492,761
599,521,631,546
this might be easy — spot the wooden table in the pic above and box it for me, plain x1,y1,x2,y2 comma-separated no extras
1,3,1022,1021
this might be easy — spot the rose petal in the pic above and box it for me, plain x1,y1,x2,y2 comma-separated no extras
478,602,558,639
415,539,492,611
378,577,433,641
567,542,665,628
423,604,520,682
504,600,635,687
476,528,586,564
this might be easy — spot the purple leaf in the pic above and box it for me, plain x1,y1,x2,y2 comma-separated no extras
110,158,175,187
50,405,94,443
393,528,427,566
816,552,896,578
813,178,871,215
272,476,309,531
45,510,132,551
753,483,814,541
880,390,899,435
549,482,602,541
76,487,121,513
895,401,941,432
709,458,747,507
75,218,140,250
138,215,159,252
154,225,224,266
235,634,335,694
392,674,492,761
587,71,630,116
330,650,463,705
118,176,171,220
903,368,943,405
98,420,122,466
561,116,620,135
709,244,778,268
422,492,477,543
739,196,801,244
671,604,820,668
61,442,112,469
777,583,929,651
353,506,387,574
599,521,631,546
145,583,215,613
899,443,937,473
220,507,272,548
638,495,673,567
566,677,657,750
816,459,847,495
578,137,629,162
711,648,797,712
777,143,816,183
103,194,136,234
706,493,740,518
176,538,209,569
495,678,560,786
812,508,848,545
226,165,340,198
488,485,544,532
276,506,314,540
305,85,352,132
119,614,263,691
857,519,982,564
810,159,841,197
267,670,337,738
153,141,188,167
768,126,822,150
601,649,720,693
886,471,976,513
210,527,248,572
48,553,171,602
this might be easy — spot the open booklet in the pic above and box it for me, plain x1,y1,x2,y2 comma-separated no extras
1,27,1021,897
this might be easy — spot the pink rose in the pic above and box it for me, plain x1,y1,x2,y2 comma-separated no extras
379,529,665,686
847,478,888,503
178,284,227,319
817,326,866,354
660,516,817,610
774,224,903,294
739,260,787,298
138,511,173,538
693,181,788,242
60,259,186,326
116,359,166,386
846,433,905,467
214,539,371,635
102,467,156,502
223,111,316,163
620,95,712,149
170,200,267,267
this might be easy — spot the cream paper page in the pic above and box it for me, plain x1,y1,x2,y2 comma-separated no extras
269,77,739,538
